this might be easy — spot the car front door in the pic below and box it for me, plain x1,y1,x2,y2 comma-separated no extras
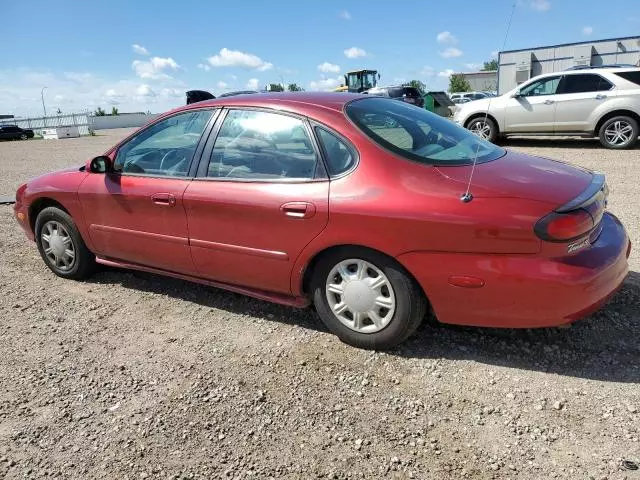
553,73,614,132
78,109,216,274
183,108,329,294
504,75,561,133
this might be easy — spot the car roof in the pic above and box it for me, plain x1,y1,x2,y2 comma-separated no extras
538,67,640,77
172,92,363,117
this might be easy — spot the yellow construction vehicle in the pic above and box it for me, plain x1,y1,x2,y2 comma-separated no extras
333,69,380,93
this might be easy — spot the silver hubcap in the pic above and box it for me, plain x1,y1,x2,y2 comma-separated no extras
325,259,396,334
470,120,491,139
41,221,76,271
604,120,634,146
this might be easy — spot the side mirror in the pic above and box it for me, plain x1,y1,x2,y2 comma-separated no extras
513,91,523,98
89,155,111,173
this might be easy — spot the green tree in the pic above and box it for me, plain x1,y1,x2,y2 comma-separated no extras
94,107,106,116
111,107,119,116
268,83,284,92
481,59,499,71
403,80,427,93
448,74,471,93
287,83,304,92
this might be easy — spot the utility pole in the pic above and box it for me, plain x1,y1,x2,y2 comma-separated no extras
41,86,48,127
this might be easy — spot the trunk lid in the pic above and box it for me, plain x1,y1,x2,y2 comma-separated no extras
435,150,593,207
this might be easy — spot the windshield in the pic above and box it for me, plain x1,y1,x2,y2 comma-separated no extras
345,97,505,165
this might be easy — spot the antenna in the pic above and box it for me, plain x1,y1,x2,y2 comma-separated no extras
461,3,516,203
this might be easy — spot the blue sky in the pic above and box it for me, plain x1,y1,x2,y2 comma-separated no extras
1,0,639,116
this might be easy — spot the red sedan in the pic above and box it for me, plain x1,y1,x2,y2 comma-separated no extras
14,93,631,349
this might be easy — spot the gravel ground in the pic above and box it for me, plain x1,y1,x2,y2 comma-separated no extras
0,130,638,479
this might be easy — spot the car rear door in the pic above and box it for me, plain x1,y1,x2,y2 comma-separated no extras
504,75,561,133
553,73,614,132
183,108,329,294
78,109,217,274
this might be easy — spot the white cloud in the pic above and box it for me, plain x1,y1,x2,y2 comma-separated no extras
135,84,156,97
439,47,463,58
465,63,482,70
491,50,499,58
160,88,182,98
246,78,259,89
208,48,273,71
344,47,367,59
582,26,593,36
421,66,436,76
197,63,211,71
132,44,149,56
436,31,458,45
104,89,125,105
339,10,351,20
318,62,340,74
0,68,187,117
132,57,180,79
229,74,238,80
309,77,342,91
217,81,228,89
530,0,550,11
438,69,455,78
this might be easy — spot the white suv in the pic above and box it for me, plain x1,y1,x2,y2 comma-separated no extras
453,68,640,149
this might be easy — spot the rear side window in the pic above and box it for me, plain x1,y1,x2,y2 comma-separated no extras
614,71,640,86
560,74,613,93
207,109,318,180
315,127,356,176
402,87,421,97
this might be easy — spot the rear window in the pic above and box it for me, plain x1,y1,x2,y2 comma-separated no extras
614,71,640,86
346,97,505,166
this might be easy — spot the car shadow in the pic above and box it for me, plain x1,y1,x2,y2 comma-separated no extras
88,268,640,383
395,270,640,384
500,136,640,150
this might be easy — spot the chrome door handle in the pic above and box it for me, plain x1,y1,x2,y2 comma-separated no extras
280,202,316,219
595,94,607,100
544,99,554,105
151,193,176,206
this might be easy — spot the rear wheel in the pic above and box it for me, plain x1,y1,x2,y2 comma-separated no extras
598,116,638,149
466,116,498,143
35,207,96,280
311,248,426,349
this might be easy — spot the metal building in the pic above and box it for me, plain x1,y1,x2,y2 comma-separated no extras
497,36,640,94
458,71,498,92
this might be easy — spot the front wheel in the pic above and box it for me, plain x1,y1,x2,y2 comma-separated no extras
598,116,638,149
466,117,498,143
311,248,426,350
35,207,96,280
20,133,28,140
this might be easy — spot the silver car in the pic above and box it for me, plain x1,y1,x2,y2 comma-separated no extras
453,68,640,149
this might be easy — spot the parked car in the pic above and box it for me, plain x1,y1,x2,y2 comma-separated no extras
363,86,425,108
454,67,640,149
450,92,491,102
14,93,630,349
0,125,34,140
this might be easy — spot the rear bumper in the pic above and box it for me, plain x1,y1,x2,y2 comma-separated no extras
398,212,630,328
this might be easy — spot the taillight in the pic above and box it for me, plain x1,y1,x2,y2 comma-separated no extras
534,210,593,242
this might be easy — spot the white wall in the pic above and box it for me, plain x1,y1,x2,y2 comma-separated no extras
498,36,640,94
91,113,161,130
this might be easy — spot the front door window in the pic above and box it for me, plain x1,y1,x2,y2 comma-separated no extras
114,109,213,177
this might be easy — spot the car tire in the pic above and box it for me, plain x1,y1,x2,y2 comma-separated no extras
35,207,96,280
598,116,638,149
466,116,498,143
20,133,28,140
311,247,426,350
